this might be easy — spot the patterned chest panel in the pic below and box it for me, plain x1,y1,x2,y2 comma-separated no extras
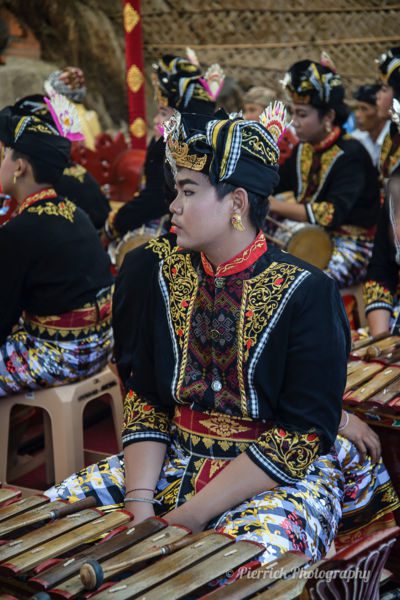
161,252,309,419
296,143,344,204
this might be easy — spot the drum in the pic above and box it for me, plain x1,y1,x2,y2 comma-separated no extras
109,216,169,270
266,217,333,270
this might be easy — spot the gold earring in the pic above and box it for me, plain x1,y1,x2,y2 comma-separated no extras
231,213,245,231
325,122,332,133
13,172,18,185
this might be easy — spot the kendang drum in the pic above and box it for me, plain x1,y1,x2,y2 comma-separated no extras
109,216,169,270
265,216,333,270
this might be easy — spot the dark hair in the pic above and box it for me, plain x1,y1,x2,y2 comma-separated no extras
12,150,63,185
316,103,349,128
214,181,269,229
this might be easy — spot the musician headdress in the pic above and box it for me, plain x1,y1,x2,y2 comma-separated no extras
0,93,82,178
44,66,87,104
152,52,224,115
164,101,289,197
377,47,400,99
282,56,345,108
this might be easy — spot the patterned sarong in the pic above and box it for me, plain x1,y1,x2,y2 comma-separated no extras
45,406,400,565
0,288,113,396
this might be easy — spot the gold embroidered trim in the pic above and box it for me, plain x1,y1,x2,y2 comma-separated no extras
311,201,335,227
380,131,400,177
298,143,343,204
169,139,208,171
238,261,305,416
63,164,86,183
27,199,76,222
18,188,57,214
363,280,394,308
145,236,174,260
257,427,320,479
162,252,199,402
123,389,170,435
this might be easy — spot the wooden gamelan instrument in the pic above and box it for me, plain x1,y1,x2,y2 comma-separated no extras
0,492,309,599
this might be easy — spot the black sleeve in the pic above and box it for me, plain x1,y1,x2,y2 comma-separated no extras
363,202,399,314
273,147,297,195
0,226,25,344
112,139,169,237
247,273,350,484
113,246,157,387
56,167,110,230
306,151,368,229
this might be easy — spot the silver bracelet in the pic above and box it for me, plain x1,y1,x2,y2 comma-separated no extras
124,496,163,506
338,411,350,432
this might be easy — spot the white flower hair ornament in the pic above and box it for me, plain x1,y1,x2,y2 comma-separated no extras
390,98,400,133
44,92,84,141
259,101,291,144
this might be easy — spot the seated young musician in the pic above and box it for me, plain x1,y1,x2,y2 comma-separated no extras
112,53,222,384
12,94,110,231
46,107,399,564
376,47,400,180
0,96,113,397
269,57,380,289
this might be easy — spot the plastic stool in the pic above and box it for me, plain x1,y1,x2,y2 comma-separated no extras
0,366,123,494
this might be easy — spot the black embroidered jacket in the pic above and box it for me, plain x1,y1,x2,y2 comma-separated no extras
0,189,112,345
56,163,110,230
122,234,350,485
275,131,380,230
363,200,399,315
379,124,400,180
113,232,177,387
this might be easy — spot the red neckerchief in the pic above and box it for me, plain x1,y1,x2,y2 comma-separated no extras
201,230,267,278
18,188,58,215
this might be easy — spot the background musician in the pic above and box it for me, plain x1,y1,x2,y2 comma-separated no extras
376,47,400,180
46,106,398,565
351,84,390,167
269,57,380,288
0,98,113,396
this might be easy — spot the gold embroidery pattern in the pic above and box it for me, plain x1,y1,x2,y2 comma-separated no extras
162,252,199,402
380,132,400,177
123,3,140,33
123,390,170,435
202,232,266,277
256,428,320,479
298,143,343,204
127,65,144,93
169,139,208,171
311,201,335,227
63,164,86,183
145,236,174,260
198,414,252,437
238,262,305,415
130,118,146,138
18,188,58,214
363,280,394,308
27,199,76,222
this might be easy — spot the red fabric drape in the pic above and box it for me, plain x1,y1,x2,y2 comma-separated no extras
123,0,147,149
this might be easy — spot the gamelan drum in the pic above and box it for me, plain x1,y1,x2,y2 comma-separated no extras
266,217,333,270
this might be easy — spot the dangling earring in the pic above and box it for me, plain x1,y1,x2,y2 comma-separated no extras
325,122,332,133
231,213,245,231
13,172,18,185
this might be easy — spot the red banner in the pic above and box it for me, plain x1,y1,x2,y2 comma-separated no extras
123,0,147,149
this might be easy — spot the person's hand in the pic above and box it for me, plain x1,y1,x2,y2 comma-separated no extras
124,500,155,524
163,503,206,534
340,412,381,464
268,196,281,214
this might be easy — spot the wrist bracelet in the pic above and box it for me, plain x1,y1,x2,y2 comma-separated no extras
124,497,163,506
125,488,155,496
338,411,350,431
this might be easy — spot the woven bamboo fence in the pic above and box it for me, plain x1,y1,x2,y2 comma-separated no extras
141,0,400,97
